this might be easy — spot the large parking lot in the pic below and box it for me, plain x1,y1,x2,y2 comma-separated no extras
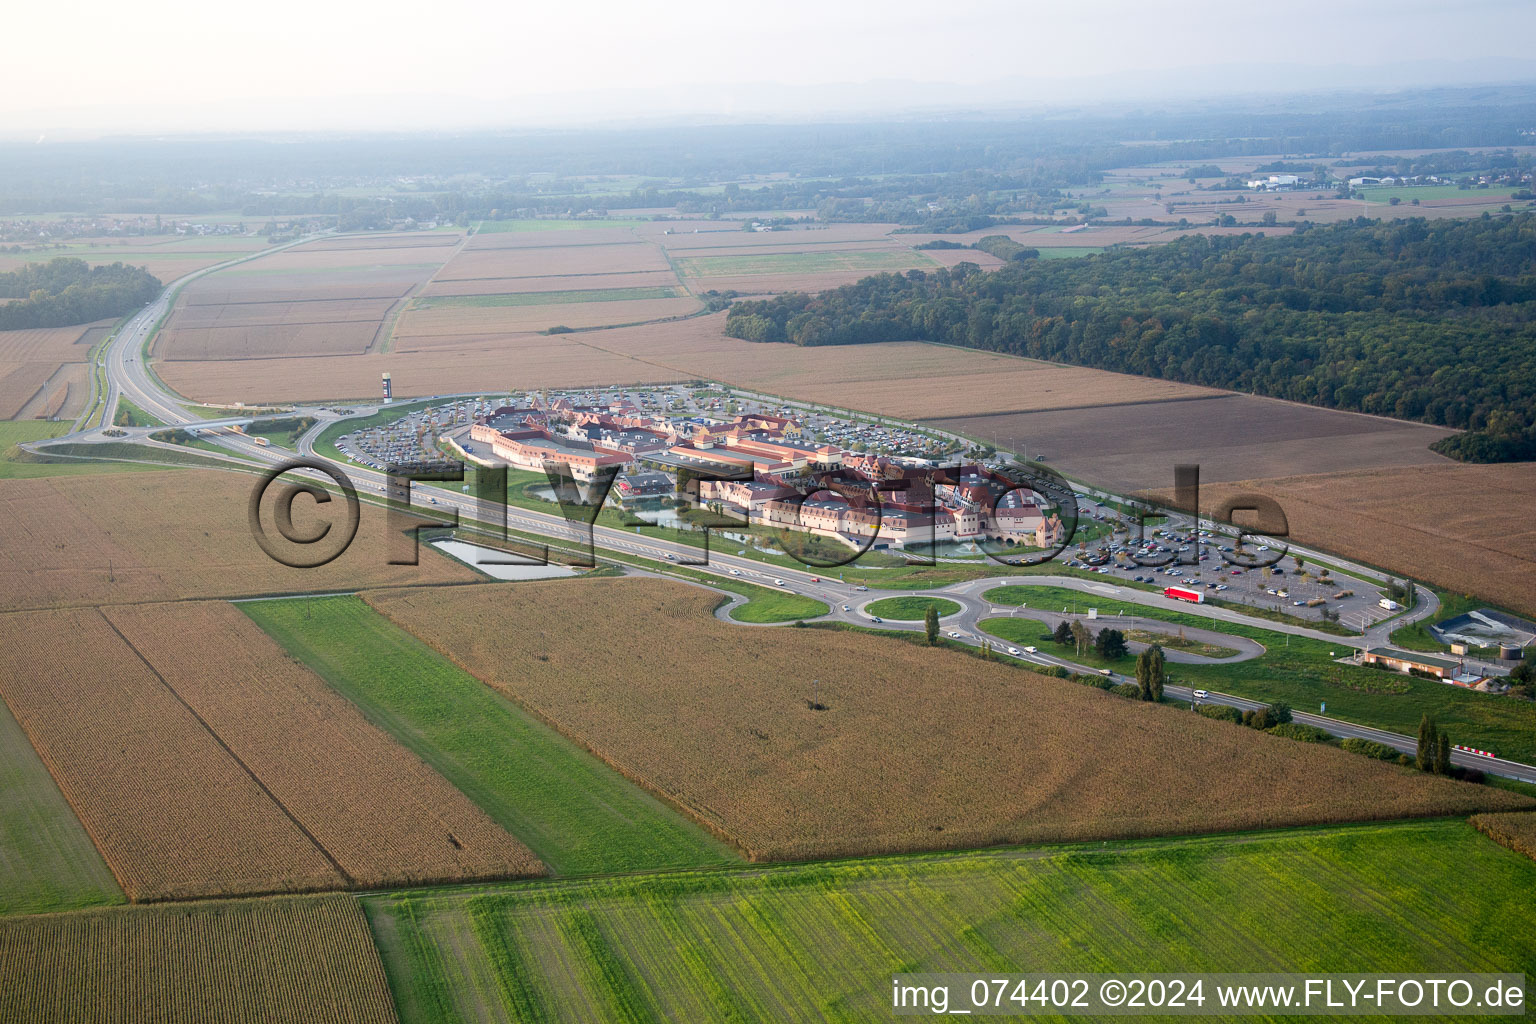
1055,514,1393,627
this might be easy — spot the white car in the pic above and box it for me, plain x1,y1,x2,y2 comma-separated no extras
1007,647,1021,656
842,605,851,612
1023,646,1037,654
773,579,785,586
729,569,740,576
948,631,962,638
1193,689,1210,700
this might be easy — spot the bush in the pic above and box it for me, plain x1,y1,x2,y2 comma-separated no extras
1036,665,1069,678
1342,737,1402,761
1109,683,1142,699
1242,708,1275,730
1196,703,1243,724
1267,722,1332,743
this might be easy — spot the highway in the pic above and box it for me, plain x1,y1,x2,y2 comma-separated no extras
25,236,1536,785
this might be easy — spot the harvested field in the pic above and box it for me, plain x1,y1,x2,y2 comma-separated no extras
923,247,1007,269
181,271,424,305
0,469,478,613
362,577,1528,861
418,269,680,297
412,286,682,307
1187,463,1536,619
1472,811,1536,861
435,243,669,281
0,324,96,362
0,601,542,901
0,895,400,1024
927,393,1456,493
158,313,1217,412
158,334,675,402
0,362,64,420
154,237,464,360
171,297,399,328
674,249,934,279
295,232,462,251
651,223,898,249
0,236,269,283
391,296,699,338
0,323,105,420
466,227,644,248
158,321,381,360
474,218,645,235
14,361,89,420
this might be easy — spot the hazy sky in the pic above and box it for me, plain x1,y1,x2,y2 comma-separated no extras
7,0,1536,136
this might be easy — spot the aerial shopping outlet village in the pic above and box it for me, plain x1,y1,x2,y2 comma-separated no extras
4,48,1536,1023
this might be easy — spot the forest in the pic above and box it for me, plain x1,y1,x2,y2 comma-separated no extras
724,214,1536,462
0,258,162,330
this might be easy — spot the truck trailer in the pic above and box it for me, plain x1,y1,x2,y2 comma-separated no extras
1164,585,1205,604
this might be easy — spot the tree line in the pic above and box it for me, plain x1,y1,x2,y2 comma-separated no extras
0,258,161,330
724,214,1536,462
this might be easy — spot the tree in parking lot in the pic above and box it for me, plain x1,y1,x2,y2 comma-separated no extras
924,605,939,646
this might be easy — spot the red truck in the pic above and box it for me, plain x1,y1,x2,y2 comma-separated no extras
1164,585,1205,604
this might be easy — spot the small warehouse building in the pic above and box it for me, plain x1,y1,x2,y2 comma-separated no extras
1360,648,1463,679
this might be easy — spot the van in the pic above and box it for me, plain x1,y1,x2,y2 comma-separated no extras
1192,689,1209,700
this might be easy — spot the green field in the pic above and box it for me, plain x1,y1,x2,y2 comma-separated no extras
864,595,962,621
0,422,171,479
111,396,162,428
675,250,933,278
1033,246,1104,258
414,287,682,309
242,595,737,876
476,218,646,233
0,699,123,916
1360,185,1514,203
363,818,1536,1023
712,579,828,623
982,584,1536,762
